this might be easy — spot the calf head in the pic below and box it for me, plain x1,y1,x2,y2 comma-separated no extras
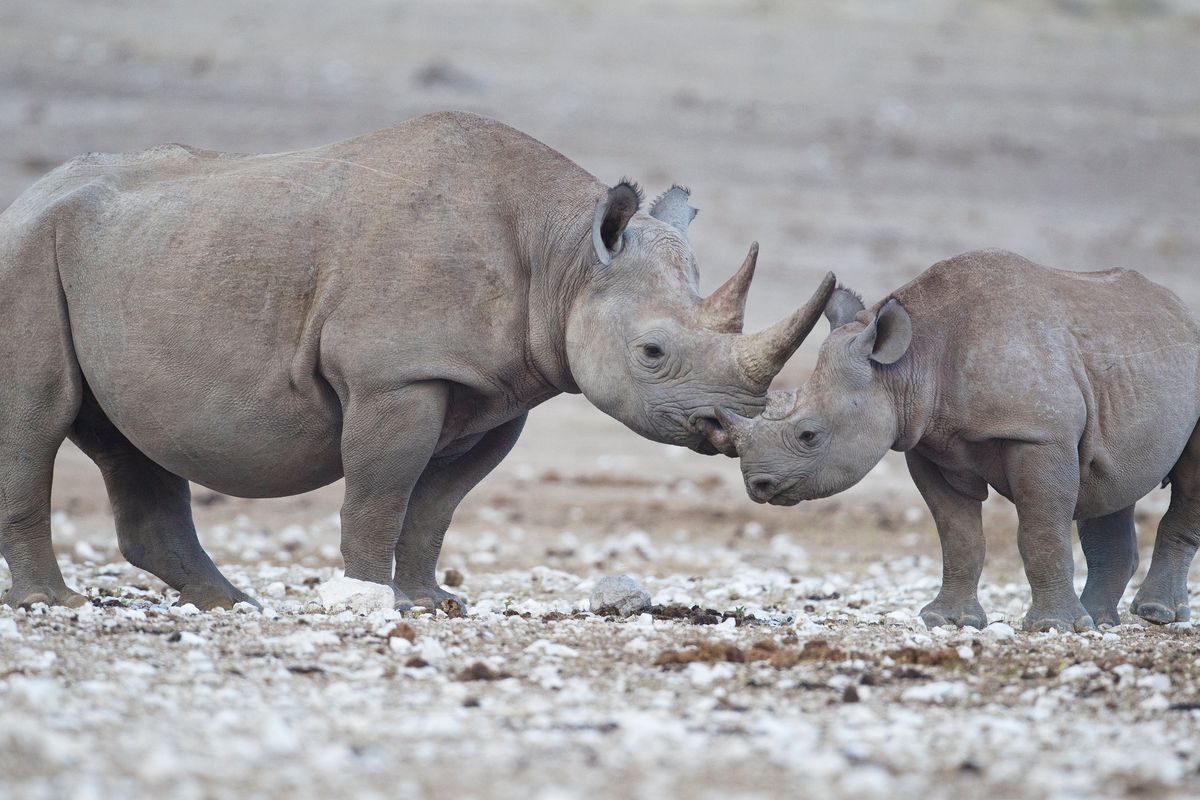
714,288,913,501
566,182,836,454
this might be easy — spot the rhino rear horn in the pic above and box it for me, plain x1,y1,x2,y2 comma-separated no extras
592,181,642,266
735,271,837,389
648,184,697,237
697,242,758,333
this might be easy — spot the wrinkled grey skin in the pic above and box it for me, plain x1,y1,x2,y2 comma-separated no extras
715,249,1200,632
0,111,835,611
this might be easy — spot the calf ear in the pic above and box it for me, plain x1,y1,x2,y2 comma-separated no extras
869,299,912,364
824,286,865,330
851,299,912,365
592,181,642,265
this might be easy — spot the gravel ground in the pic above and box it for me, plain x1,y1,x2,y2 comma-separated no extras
4,1,1200,798
2,511,1199,800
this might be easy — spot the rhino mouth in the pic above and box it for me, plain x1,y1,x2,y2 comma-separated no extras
688,409,737,457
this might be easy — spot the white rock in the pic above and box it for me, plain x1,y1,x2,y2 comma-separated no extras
0,618,20,639
1137,672,1171,693
984,622,1016,640
174,631,206,647
901,681,968,704
524,639,579,658
1059,662,1100,682
589,575,651,617
317,576,395,614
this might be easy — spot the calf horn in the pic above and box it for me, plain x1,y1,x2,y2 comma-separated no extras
697,242,758,334
735,271,837,389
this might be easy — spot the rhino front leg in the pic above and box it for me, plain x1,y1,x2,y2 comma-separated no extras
1133,423,1200,624
1078,505,1138,627
392,414,527,612
905,451,987,629
339,382,448,607
1005,442,1094,632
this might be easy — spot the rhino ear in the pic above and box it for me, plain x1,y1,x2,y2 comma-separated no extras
852,298,912,365
592,181,642,266
649,185,697,238
824,286,865,330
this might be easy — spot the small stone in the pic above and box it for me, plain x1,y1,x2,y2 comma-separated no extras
984,622,1015,640
0,618,20,639
842,685,860,703
317,576,395,614
444,569,464,587
589,575,651,617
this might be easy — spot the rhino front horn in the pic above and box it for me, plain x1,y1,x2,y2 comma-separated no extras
697,242,758,334
735,271,837,389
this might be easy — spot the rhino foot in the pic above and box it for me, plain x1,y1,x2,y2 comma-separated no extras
177,583,261,611
2,583,88,609
1132,593,1190,625
1084,603,1122,628
1023,600,1094,633
919,595,986,629
395,582,467,616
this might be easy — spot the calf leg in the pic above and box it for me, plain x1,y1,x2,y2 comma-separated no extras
906,451,987,629
69,390,257,610
1077,505,1138,627
392,414,526,609
1133,422,1200,624
339,382,447,606
1005,441,1094,632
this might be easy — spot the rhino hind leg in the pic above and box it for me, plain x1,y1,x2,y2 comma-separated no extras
0,223,87,608
68,387,258,611
392,414,527,613
1133,423,1200,625
1078,505,1138,627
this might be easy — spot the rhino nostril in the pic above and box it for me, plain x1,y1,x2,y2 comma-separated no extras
747,474,779,502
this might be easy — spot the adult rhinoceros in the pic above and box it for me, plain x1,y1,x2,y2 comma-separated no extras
0,111,834,611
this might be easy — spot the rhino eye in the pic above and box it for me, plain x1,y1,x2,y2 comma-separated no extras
798,430,817,444
640,343,665,360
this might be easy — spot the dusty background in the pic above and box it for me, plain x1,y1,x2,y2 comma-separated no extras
2,1,1199,798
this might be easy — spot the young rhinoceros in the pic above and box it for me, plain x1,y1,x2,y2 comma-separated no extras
713,249,1200,632
0,111,835,612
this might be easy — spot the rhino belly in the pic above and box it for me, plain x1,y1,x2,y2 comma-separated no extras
83,366,345,498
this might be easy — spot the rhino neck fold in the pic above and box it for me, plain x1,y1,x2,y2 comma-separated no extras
517,194,596,398
881,347,936,452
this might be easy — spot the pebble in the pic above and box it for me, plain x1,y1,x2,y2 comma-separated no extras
588,575,651,617
317,576,395,614
984,622,1016,640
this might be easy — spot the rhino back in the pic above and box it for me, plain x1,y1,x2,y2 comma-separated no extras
899,249,1200,515
29,112,594,496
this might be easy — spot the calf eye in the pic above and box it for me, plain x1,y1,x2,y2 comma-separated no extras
798,430,817,443
641,343,665,360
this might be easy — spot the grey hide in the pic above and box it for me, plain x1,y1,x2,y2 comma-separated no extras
0,111,837,611
713,249,1200,632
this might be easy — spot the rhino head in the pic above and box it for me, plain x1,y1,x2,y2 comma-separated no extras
565,181,835,455
713,288,914,500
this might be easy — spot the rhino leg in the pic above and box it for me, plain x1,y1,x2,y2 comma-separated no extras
0,225,86,609
68,388,258,611
1078,505,1138,627
906,451,987,629
1005,442,1095,632
339,382,448,608
1133,423,1200,624
393,414,527,612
